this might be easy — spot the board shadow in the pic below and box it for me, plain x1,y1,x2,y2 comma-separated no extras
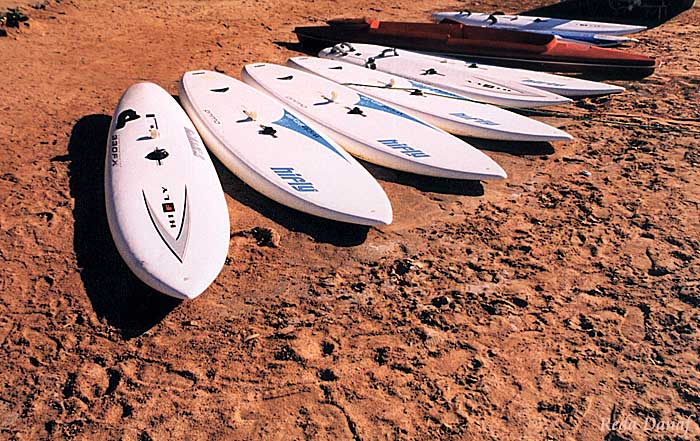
459,137,556,157
357,160,485,196
67,115,181,340
211,158,370,247
520,0,695,28
273,40,320,56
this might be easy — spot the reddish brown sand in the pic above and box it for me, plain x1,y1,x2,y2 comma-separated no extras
1,1,699,440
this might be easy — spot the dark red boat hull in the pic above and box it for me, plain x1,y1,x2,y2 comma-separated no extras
293,18,659,78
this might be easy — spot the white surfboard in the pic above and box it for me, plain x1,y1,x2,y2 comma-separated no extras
432,12,647,37
105,82,230,300
288,56,572,142
179,70,392,226
241,63,507,181
317,44,570,108
320,43,624,97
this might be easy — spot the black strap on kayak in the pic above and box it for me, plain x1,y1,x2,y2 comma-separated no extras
468,63,479,68
365,57,377,70
458,10,471,16
410,89,424,96
487,14,498,24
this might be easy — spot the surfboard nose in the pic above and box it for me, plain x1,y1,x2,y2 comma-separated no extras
154,278,211,300
541,125,573,142
465,148,508,180
509,114,573,142
551,95,573,106
491,162,508,180
481,160,508,180
161,288,200,300
328,189,393,226
366,200,393,226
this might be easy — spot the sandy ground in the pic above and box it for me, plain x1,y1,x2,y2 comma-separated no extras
1,0,699,440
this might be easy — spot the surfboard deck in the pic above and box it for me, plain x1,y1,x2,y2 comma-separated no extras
288,56,572,142
432,12,647,37
242,63,507,181
316,43,571,108
319,43,625,98
105,82,230,300
179,70,392,226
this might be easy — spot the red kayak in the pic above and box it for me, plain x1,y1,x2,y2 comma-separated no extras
293,18,659,78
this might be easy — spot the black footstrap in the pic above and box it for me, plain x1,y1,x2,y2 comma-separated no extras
347,107,365,116
260,126,277,137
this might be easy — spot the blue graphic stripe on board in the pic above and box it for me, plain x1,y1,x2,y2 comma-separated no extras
272,110,348,162
407,80,467,100
354,94,436,130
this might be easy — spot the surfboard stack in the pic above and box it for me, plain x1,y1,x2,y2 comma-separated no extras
105,67,518,298
317,43,626,98
104,8,662,299
293,17,659,78
178,70,394,227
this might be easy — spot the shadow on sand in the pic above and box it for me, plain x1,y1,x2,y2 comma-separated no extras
66,115,180,340
520,0,694,28
359,160,485,196
273,41,319,56
459,137,556,156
